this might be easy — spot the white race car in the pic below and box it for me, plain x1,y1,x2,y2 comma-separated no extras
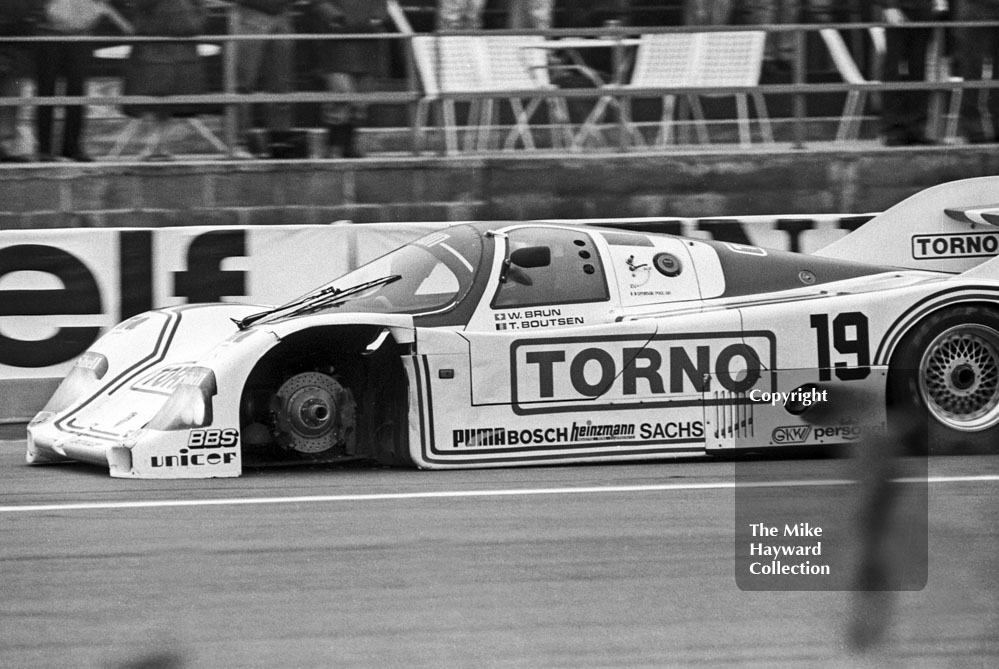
27,177,999,477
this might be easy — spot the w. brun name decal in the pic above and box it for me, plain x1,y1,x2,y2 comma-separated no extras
510,332,776,414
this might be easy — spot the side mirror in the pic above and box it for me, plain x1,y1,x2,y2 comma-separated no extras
510,246,551,268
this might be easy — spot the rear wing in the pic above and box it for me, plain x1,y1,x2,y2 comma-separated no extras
815,177,999,274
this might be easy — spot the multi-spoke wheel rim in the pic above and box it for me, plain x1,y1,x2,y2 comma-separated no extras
919,324,999,432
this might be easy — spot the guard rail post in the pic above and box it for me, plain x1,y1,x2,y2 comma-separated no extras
222,5,239,157
792,24,807,149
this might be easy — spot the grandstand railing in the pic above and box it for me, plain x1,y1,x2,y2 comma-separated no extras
0,18,995,158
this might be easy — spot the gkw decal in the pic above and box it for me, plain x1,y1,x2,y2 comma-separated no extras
510,331,777,415
771,425,812,444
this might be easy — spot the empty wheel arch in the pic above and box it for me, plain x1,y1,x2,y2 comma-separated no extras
238,325,412,465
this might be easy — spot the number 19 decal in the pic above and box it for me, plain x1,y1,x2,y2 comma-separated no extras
810,312,871,381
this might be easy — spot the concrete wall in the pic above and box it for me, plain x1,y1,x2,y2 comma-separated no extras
1,147,997,229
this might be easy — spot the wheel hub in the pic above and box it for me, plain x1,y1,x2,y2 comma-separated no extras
272,372,356,454
951,364,976,391
920,325,999,431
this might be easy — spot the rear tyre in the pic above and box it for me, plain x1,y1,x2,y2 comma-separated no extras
888,306,999,454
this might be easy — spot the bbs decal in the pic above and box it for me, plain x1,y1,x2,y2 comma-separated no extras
187,428,238,448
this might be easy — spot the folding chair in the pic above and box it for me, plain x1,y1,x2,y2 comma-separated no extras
694,31,774,146
98,44,229,160
479,35,573,150
925,27,964,143
410,35,487,153
580,31,773,149
616,32,699,147
820,27,888,142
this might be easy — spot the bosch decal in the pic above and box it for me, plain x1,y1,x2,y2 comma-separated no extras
453,426,570,447
912,232,999,259
511,332,777,414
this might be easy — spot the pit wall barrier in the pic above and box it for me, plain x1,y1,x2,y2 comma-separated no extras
0,213,872,422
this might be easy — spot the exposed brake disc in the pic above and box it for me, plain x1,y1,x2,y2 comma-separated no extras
271,371,356,454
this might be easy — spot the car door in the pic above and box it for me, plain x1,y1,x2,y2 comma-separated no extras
463,225,645,408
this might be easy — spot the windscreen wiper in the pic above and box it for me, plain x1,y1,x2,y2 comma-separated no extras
233,275,401,330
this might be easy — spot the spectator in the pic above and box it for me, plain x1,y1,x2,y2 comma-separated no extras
685,0,734,24
735,1,798,69
0,1,36,162
305,0,391,158
508,0,554,29
437,0,486,30
233,0,295,156
124,0,208,159
955,0,999,144
560,0,629,28
875,0,949,146
35,0,99,161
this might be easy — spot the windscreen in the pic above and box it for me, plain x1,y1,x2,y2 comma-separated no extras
269,225,483,320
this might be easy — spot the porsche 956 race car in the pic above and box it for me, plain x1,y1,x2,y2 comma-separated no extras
26,177,999,477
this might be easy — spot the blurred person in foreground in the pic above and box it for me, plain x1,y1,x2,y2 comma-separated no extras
233,0,295,156
955,0,999,143
797,383,927,652
876,0,951,146
0,1,36,162
304,0,390,158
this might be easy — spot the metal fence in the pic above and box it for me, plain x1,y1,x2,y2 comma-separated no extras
0,18,995,158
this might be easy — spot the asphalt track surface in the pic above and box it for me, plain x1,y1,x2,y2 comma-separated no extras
2,436,998,669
